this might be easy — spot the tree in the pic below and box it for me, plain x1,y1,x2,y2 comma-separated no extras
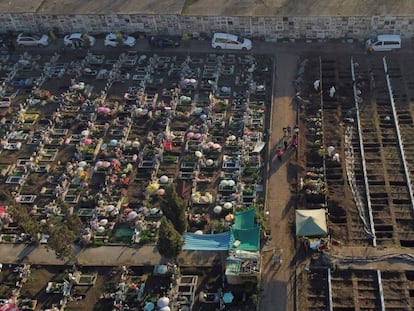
2,190,39,240
159,185,187,234
0,189,14,205
157,216,183,259
58,199,82,236
2,191,78,260
8,204,39,240
64,214,82,236
46,224,75,260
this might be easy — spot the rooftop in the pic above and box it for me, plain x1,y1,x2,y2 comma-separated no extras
181,0,414,17
1,0,414,16
0,0,186,14
0,0,43,13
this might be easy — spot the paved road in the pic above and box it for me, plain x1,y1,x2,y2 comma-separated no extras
15,35,369,57
0,243,164,266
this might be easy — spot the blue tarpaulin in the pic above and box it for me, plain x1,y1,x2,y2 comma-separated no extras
182,231,231,250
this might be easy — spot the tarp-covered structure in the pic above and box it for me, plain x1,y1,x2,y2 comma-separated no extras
233,208,255,230
295,209,328,237
230,208,260,251
230,226,260,251
182,231,231,250
226,209,261,284
182,208,261,251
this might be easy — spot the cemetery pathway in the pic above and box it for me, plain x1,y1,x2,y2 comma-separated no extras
260,52,299,311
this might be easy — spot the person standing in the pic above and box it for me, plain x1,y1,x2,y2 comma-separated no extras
287,125,291,137
294,125,299,135
150,36,156,48
291,135,298,148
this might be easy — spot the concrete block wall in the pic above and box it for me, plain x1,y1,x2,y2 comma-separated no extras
2,13,414,39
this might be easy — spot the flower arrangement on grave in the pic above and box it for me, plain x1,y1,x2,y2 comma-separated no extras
182,154,198,162
18,112,39,123
140,228,158,244
146,182,160,196
175,111,191,119
191,191,213,204
225,135,238,147
163,155,178,163
144,148,154,158
213,101,228,113
80,144,95,155
243,186,255,195
243,167,257,176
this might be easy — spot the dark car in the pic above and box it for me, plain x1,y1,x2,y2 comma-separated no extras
150,36,180,48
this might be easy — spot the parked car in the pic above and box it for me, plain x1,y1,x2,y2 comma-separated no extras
104,33,136,48
16,33,49,47
64,33,96,48
365,34,401,52
199,291,220,304
150,36,180,48
211,32,252,51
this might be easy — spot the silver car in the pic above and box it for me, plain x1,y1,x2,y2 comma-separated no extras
104,32,136,48
16,33,49,47
64,33,96,48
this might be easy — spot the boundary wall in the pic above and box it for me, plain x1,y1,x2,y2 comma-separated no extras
2,14,414,39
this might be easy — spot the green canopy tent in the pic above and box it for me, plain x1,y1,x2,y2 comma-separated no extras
234,208,255,230
230,209,260,252
295,209,328,237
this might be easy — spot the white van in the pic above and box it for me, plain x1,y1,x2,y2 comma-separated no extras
211,33,252,51
365,34,401,52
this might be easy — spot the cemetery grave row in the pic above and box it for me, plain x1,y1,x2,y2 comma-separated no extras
0,49,272,250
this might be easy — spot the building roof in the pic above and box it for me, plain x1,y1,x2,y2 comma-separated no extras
2,0,414,16
181,0,414,17
225,250,260,275
34,0,186,14
0,0,44,13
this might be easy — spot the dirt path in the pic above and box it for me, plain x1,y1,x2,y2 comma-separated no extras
260,52,299,311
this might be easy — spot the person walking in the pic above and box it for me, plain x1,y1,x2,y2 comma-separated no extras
276,149,283,161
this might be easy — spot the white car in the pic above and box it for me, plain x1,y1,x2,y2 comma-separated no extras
16,33,49,47
211,33,252,51
365,34,401,52
104,33,136,48
64,33,96,48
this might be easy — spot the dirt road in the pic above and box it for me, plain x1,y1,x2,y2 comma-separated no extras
260,52,299,311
